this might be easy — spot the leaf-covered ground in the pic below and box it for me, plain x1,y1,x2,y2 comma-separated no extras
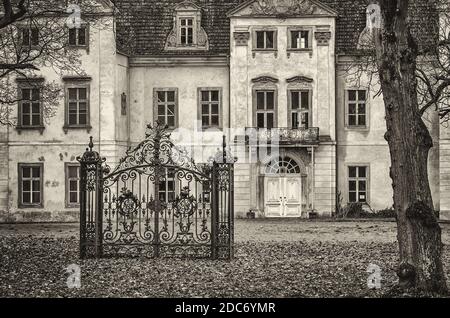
0,220,449,298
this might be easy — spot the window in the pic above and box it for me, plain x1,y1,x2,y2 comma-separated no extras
63,78,91,132
290,30,310,49
199,89,221,129
68,26,88,47
67,87,88,126
255,90,276,129
348,166,368,203
65,164,80,207
255,31,276,50
159,169,176,203
154,89,178,128
165,2,208,51
347,90,367,127
18,87,43,128
265,157,301,174
21,28,39,47
180,18,194,45
18,163,43,208
289,90,311,129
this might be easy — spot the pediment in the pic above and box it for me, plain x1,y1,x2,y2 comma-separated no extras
227,0,337,18
175,0,203,12
287,75,313,83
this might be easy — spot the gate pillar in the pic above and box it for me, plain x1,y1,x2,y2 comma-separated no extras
77,137,105,259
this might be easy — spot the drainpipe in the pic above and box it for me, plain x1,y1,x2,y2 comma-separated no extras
98,27,102,155
127,60,131,149
6,75,10,221
335,53,339,215
311,145,315,212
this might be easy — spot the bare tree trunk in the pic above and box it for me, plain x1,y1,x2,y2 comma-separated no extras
375,0,447,294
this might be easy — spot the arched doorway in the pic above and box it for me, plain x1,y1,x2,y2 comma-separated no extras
263,156,304,217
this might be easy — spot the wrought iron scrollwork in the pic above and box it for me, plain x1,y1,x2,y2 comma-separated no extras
78,122,234,260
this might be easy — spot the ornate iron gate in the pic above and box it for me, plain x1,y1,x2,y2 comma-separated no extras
78,123,234,260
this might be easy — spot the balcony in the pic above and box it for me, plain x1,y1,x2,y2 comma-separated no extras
245,127,320,145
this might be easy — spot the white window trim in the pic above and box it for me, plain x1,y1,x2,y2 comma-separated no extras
287,27,313,51
287,88,313,129
345,163,370,205
68,23,90,51
153,88,179,129
344,88,370,130
197,87,223,130
252,28,278,52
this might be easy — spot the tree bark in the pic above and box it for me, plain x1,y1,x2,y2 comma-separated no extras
374,0,447,294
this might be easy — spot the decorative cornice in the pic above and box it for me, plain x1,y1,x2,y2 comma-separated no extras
251,76,279,84
129,56,229,68
315,31,331,46
62,76,92,82
286,75,314,84
234,32,250,46
227,0,338,18
15,77,45,83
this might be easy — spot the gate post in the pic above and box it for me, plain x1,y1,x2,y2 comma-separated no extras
77,137,105,259
211,136,235,260
211,163,219,260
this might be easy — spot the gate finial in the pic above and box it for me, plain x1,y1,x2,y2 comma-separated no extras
89,136,94,151
222,135,227,163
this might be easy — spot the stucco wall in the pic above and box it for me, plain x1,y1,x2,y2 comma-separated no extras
128,63,229,144
336,60,441,212
0,16,123,222
230,17,336,139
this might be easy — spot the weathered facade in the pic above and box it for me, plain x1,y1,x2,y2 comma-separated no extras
0,0,448,222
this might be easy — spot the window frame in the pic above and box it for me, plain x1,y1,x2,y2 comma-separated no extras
63,77,92,133
253,29,278,52
253,88,278,129
197,87,223,130
153,88,179,129
18,163,44,209
287,27,313,51
287,89,313,129
178,17,195,46
68,24,89,50
65,163,81,208
345,89,369,129
19,26,39,50
16,78,45,133
347,165,370,204
158,168,178,204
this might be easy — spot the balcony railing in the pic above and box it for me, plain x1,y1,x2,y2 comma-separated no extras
245,127,320,145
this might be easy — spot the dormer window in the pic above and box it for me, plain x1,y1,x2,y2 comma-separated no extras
165,1,209,51
180,18,194,45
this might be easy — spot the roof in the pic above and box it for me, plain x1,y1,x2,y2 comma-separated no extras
113,0,438,56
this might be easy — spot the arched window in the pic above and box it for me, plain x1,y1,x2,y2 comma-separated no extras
265,157,301,174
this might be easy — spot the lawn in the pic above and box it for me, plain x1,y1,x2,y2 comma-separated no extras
1,220,449,298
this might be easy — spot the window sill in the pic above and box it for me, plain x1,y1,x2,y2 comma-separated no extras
16,126,45,135
67,45,89,52
65,204,80,209
18,204,44,209
198,126,223,132
252,49,278,58
287,48,312,52
287,49,313,58
20,45,40,51
345,125,369,132
63,125,92,134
